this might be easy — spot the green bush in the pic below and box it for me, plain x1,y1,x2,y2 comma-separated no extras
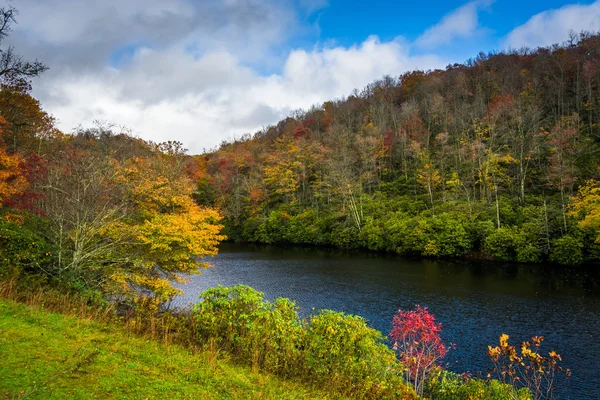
305,310,404,397
0,218,53,278
330,223,360,249
484,227,519,261
385,212,426,255
424,213,473,257
193,285,417,399
359,216,388,251
193,285,304,376
425,370,530,400
550,234,584,265
383,212,472,257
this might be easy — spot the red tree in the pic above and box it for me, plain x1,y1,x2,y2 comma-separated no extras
390,305,447,395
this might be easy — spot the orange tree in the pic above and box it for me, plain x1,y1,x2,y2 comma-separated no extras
0,139,27,207
37,136,225,307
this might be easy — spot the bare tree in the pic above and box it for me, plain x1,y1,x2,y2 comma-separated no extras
0,6,48,91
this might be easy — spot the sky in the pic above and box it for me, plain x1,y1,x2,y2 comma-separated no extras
5,0,600,154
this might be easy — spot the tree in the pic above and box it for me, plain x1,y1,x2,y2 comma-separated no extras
417,162,441,214
390,305,447,396
548,114,580,233
37,136,225,307
0,138,26,207
0,87,55,153
569,180,600,243
106,153,225,305
0,6,48,92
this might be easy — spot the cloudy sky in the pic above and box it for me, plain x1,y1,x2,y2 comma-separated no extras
6,0,600,154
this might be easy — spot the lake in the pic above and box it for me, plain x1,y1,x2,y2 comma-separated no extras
174,242,600,399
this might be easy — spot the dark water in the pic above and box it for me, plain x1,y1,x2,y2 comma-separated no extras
174,243,600,399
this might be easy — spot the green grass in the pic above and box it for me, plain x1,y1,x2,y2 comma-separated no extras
0,299,341,400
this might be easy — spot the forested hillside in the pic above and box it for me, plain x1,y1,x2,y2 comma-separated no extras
198,33,600,265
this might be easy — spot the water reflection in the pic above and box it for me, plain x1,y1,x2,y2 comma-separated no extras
174,243,600,399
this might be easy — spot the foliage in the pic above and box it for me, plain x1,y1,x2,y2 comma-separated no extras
0,129,225,308
569,180,600,244
0,216,52,278
193,285,417,399
0,140,27,206
305,310,406,398
193,285,305,377
199,34,600,265
550,234,584,265
390,305,448,395
487,334,570,400
425,370,530,400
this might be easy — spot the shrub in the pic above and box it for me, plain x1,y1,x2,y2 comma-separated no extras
390,305,447,396
305,310,404,397
425,369,530,400
194,285,417,399
193,285,304,376
484,227,519,261
0,217,53,278
359,216,388,251
487,334,570,400
424,213,473,257
550,235,584,265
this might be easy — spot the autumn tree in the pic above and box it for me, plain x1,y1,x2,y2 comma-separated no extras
37,135,225,306
0,87,55,153
570,180,600,243
0,139,26,207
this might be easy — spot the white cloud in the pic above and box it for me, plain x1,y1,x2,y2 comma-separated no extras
416,0,492,48
8,0,451,154
39,37,445,153
504,1,600,49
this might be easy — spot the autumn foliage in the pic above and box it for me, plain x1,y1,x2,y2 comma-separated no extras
0,143,27,207
487,334,570,400
390,305,448,395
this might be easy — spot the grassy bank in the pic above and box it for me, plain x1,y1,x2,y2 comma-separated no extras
0,299,340,400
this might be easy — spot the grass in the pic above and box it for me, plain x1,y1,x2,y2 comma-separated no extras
0,299,342,400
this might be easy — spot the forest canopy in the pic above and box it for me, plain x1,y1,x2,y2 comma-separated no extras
197,32,600,265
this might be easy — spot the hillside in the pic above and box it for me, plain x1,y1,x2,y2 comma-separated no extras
0,299,339,400
198,33,600,265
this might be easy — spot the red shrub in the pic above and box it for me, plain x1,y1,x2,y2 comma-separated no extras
390,305,447,395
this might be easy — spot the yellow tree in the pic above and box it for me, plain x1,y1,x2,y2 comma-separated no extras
39,140,225,307
263,135,320,206
418,162,442,214
106,152,225,306
570,180,600,243
0,87,55,153
478,151,516,228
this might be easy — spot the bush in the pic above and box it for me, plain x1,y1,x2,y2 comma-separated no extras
425,370,530,400
193,285,304,376
385,212,427,255
305,310,404,397
550,235,584,265
390,305,447,396
484,227,519,261
0,217,53,278
193,285,417,399
424,213,473,257
487,334,570,400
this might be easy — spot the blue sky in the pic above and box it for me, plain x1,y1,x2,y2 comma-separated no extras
8,0,600,153
314,0,583,44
